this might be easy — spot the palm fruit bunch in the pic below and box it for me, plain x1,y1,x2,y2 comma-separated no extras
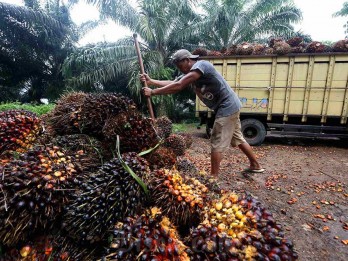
102,111,159,153
192,47,208,56
0,145,80,246
286,37,303,47
252,44,266,55
176,159,221,194
79,92,137,137
225,45,237,56
185,221,261,260
63,152,151,244
143,146,177,170
103,207,189,261
290,45,305,54
0,234,97,261
207,50,222,56
236,42,253,55
268,37,283,48
176,157,200,177
187,192,298,260
332,39,348,52
263,47,274,55
176,132,193,148
305,41,329,53
154,115,173,139
51,134,107,172
47,92,87,135
272,41,291,55
163,133,186,156
149,168,208,226
1,234,98,261
0,109,43,155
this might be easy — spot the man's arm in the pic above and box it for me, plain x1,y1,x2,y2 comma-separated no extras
140,73,174,87
144,70,201,96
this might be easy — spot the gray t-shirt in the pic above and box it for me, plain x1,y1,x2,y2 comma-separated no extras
190,60,242,118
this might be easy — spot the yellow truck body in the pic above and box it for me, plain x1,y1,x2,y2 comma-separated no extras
196,53,348,145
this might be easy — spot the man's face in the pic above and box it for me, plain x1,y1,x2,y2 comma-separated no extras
175,58,190,74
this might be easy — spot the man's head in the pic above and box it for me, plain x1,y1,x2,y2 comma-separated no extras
172,49,199,73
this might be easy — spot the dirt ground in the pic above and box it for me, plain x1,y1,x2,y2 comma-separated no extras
183,125,348,261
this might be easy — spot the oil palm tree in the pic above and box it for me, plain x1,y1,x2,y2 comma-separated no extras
179,0,302,50
62,0,199,116
0,0,102,102
333,1,348,38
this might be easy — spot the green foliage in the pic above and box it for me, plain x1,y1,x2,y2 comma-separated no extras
0,102,54,115
172,123,199,133
179,0,302,50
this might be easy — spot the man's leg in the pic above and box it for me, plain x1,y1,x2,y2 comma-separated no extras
238,142,262,170
211,150,223,177
210,115,235,177
231,114,263,172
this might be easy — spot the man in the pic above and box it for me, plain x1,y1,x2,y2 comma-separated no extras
141,49,264,177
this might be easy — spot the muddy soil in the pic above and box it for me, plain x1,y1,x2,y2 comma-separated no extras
184,126,348,261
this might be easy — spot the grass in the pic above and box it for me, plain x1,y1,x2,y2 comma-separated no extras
0,102,54,115
173,122,200,133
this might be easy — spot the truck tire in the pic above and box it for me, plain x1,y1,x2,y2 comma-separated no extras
241,119,266,146
206,124,212,138
205,118,215,138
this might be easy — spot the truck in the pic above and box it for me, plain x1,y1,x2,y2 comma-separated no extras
196,53,348,145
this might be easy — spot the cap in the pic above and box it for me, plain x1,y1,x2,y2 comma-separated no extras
172,49,199,64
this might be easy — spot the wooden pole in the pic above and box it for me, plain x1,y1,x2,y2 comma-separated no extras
133,33,155,120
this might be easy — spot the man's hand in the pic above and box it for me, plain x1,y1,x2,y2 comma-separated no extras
140,73,152,86
142,87,153,97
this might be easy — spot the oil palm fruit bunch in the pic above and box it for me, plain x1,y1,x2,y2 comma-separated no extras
196,192,298,260
103,207,189,260
192,47,208,56
47,92,87,135
176,159,221,194
225,45,237,56
51,134,106,172
0,109,43,155
149,168,208,226
1,234,98,261
236,42,253,55
154,116,173,139
269,37,283,48
102,111,159,153
252,44,266,55
143,146,177,170
185,220,260,260
272,41,291,55
207,50,222,56
332,39,348,52
163,134,186,156
263,47,274,55
63,152,151,244
176,132,193,149
286,37,303,47
305,41,328,53
290,46,305,54
79,93,137,137
0,145,80,246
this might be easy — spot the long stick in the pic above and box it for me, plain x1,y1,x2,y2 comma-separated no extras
133,33,155,120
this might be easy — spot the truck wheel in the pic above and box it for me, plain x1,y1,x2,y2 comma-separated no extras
241,119,266,146
205,118,215,138
206,124,212,138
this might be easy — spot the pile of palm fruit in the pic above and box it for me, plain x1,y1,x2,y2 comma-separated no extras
193,38,348,56
0,92,298,260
